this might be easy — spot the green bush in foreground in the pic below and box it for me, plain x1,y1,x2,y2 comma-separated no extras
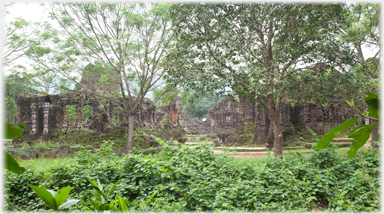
5,140,380,212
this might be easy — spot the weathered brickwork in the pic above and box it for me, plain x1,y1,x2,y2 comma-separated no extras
209,96,357,145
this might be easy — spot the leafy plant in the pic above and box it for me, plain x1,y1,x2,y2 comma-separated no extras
83,178,125,212
4,122,27,174
316,92,379,157
308,128,320,143
81,105,93,118
28,185,80,210
65,105,78,122
75,140,115,165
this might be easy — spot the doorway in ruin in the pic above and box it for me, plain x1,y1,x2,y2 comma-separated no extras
37,105,44,139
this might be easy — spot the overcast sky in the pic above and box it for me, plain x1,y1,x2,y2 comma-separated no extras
4,2,379,60
2,2,381,86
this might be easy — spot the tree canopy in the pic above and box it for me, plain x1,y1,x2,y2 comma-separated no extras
164,3,357,155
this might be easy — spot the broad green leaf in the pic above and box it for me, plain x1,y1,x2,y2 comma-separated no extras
87,178,108,203
54,186,73,207
5,151,26,175
58,199,80,209
364,92,379,119
116,195,128,212
5,122,25,138
99,203,110,211
316,118,358,150
109,200,119,211
28,184,58,210
347,129,374,157
47,189,57,197
348,124,378,138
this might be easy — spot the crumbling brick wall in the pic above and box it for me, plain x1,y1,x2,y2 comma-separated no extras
209,96,357,145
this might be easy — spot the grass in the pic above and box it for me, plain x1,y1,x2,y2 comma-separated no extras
16,142,356,172
18,157,77,172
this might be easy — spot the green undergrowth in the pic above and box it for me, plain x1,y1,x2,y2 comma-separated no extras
5,141,380,212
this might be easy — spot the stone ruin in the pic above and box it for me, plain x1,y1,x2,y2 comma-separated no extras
13,91,212,146
13,62,361,148
209,96,358,146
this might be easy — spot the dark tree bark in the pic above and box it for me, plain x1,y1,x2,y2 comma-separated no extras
371,124,379,148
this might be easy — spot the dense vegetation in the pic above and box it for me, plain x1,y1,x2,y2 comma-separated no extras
5,141,380,212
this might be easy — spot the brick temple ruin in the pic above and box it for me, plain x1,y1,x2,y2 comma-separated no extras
15,89,356,147
14,63,358,147
14,91,212,144
208,96,358,145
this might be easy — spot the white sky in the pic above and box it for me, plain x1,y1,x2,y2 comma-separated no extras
3,2,379,68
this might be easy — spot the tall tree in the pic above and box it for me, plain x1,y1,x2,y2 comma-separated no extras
4,73,39,123
27,3,173,153
181,90,223,119
3,3,43,67
165,3,355,156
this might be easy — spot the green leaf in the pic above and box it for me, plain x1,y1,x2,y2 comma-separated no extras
58,199,80,209
109,200,119,211
84,194,98,211
54,186,73,207
116,195,128,212
28,184,58,210
107,180,121,199
364,92,379,119
4,151,26,174
348,124,378,138
146,190,158,206
316,118,358,150
87,178,108,203
5,122,25,138
347,128,374,157
47,189,57,197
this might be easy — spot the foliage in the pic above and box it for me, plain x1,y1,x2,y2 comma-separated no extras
65,105,78,122
4,74,39,123
316,92,379,157
83,178,125,212
308,128,320,143
26,2,175,152
75,141,115,165
81,105,93,118
5,122,25,138
3,14,40,66
152,87,180,106
4,122,26,175
164,3,355,155
181,89,223,119
5,139,380,212
285,68,364,106
28,185,80,210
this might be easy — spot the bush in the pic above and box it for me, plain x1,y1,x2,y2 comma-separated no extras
4,141,380,212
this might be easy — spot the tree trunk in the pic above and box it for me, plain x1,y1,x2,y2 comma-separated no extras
265,114,270,139
267,124,274,149
125,114,135,153
272,121,284,156
371,123,379,148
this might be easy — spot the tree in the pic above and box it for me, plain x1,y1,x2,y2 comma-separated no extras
165,3,354,156
27,3,173,153
316,92,379,157
337,3,380,106
4,73,39,123
181,90,223,119
2,3,43,67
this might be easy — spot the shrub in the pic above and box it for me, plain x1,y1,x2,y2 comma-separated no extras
4,141,380,212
